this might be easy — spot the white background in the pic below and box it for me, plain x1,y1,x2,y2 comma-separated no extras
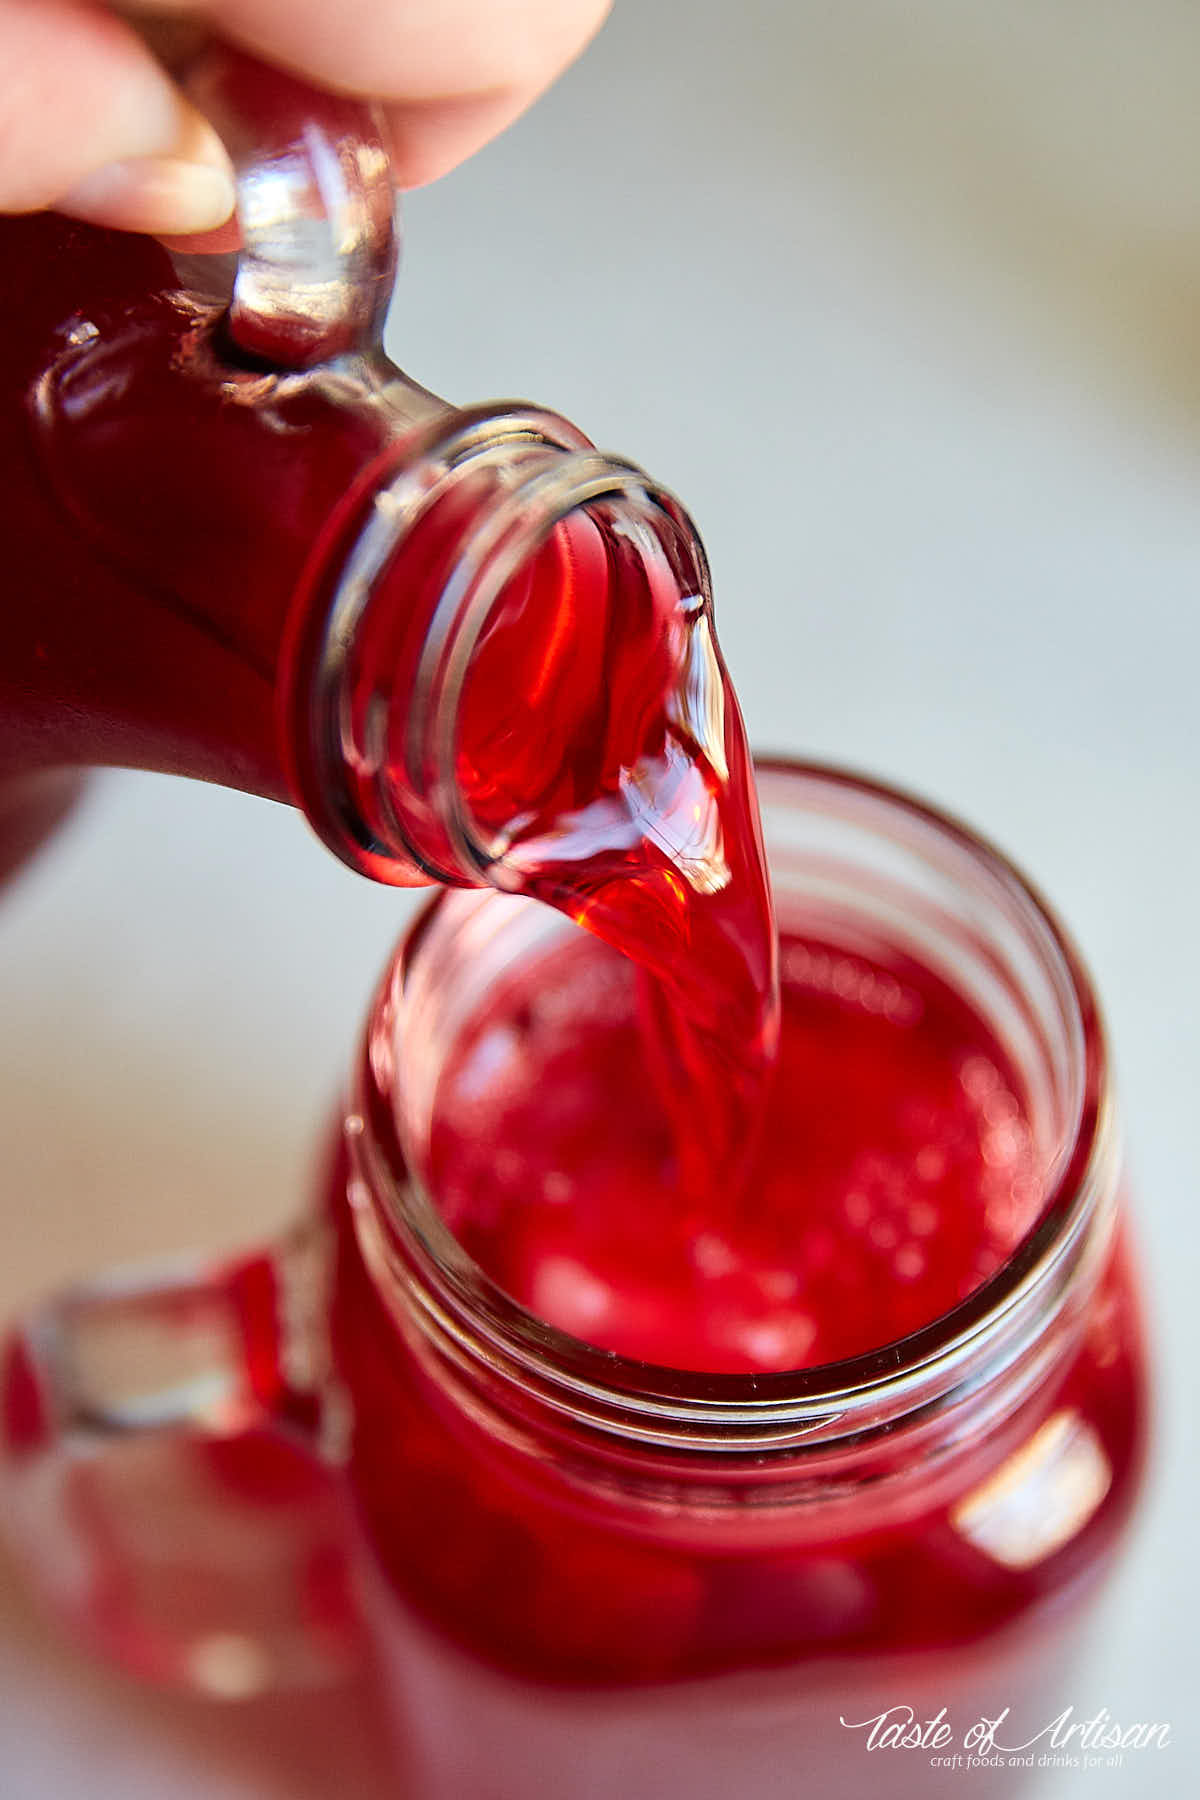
0,2,1195,1793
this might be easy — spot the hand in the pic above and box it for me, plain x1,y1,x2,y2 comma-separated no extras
0,1,610,235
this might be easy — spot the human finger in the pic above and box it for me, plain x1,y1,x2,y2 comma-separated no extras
124,0,612,186
0,0,235,233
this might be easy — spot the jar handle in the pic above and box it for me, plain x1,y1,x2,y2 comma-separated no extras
184,46,399,369
0,1218,363,1696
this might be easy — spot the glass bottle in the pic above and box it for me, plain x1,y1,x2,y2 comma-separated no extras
0,50,716,892
0,762,1150,1799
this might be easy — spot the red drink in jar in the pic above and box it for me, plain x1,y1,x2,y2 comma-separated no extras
323,764,1147,1799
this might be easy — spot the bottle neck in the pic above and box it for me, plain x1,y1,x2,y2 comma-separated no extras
283,404,708,888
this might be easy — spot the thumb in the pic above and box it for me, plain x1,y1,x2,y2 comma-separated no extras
0,0,235,235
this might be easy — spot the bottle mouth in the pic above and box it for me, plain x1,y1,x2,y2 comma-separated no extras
404,454,715,888
286,401,715,889
348,761,1115,1459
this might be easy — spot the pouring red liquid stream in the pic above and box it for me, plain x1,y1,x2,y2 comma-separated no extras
456,509,779,1190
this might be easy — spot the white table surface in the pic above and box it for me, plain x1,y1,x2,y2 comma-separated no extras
1,3,1196,1793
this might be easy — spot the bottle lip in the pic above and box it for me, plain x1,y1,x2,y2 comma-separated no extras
348,759,1116,1458
405,454,714,886
285,400,715,887
284,402,624,883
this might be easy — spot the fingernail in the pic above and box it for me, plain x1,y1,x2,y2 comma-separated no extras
59,154,237,236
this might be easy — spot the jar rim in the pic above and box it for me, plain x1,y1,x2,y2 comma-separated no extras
351,759,1113,1453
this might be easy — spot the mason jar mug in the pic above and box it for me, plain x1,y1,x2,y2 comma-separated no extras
1,762,1149,1800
